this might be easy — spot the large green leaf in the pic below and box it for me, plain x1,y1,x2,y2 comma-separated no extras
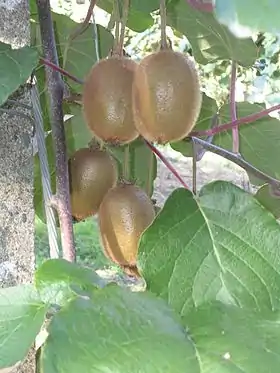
35,259,104,306
166,0,257,66
198,181,280,310
138,181,280,316
215,102,280,185
171,93,218,157
0,284,48,369
107,137,157,197
0,42,38,106
39,286,198,373
137,187,224,315
214,0,280,38
186,301,280,373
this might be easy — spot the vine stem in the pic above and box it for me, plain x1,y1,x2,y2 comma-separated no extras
230,61,239,154
160,0,168,49
146,151,155,196
36,0,76,262
69,0,98,41
123,145,130,180
117,0,130,55
190,103,280,137
186,0,214,12
144,140,190,189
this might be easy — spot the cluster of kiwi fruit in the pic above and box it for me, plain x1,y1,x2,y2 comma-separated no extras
68,42,202,277
68,143,155,277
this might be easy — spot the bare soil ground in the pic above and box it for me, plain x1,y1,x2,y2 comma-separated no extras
153,146,252,206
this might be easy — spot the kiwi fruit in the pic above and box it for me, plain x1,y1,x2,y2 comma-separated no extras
69,147,118,221
98,182,156,273
82,56,139,145
132,49,202,144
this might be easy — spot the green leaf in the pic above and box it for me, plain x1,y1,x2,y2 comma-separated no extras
138,181,280,316
166,0,257,66
98,0,158,31
0,42,38,106
215,102,280,185
171,93,218,157
0,284,48,369
130,0,159,13
101,0,155,32
187,301,280,372
214,0,280,38
137,188,223,316
255,184,280,219
198,181,280,311
126,8,154,33
64,103,92,153
35,259,104,306
40,286,199,373
107,137,157,197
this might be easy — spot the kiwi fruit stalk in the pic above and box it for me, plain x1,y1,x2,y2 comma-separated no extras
69,147,118,221
98,182,156,274
82,56,139,145
132,49,202,144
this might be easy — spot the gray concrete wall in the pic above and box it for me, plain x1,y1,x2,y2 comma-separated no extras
0,0,36,372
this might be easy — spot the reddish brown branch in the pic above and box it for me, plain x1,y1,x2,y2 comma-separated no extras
190,104,280,137
40,58,84,85
144,140,190,190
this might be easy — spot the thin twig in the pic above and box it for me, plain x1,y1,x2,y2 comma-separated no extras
146,151,155,196
69,0,98,41
40,57,84,85
230,61,239,154
144,140,190,189
36,0,76,262
192,137,280,190
190,103,280,137
160,0,168,49
123,144,130,180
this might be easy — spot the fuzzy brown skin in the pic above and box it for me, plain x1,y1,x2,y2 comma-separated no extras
98,183,155,267
69,148,118,221
82,57,139,145
132,49,202,144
